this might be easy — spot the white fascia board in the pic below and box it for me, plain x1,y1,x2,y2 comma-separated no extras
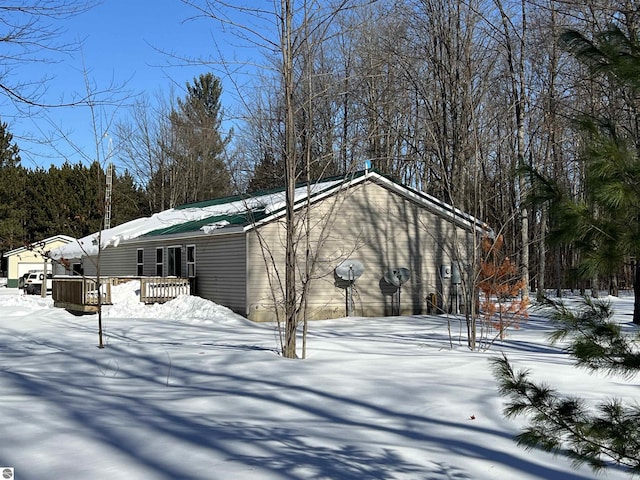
242,170,491,236
370,174,490,235
4,234,76,257
242,175,362,232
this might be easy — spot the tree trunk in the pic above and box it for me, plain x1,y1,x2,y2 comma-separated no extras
282,0,298,359
515,0,529,301
496,0,529,301
537,206,547,301
634,262,640,325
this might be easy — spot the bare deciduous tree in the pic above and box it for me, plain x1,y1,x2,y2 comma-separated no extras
0,2,93,108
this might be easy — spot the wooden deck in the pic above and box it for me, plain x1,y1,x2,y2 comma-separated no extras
53,276,191,312
52,276,112,313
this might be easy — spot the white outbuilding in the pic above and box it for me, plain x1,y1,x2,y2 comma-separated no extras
4,235,74,288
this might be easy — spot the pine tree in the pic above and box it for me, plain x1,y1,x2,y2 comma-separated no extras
112,169,150,224
247,151,285,192
529,25,640,323
25,167,57,241
0,121,26,252
495,24,640,474
0,121,20,169
492,296,640,474
166,73,232,204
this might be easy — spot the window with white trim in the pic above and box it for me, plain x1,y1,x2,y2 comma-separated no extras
156,247,163,276
137,248,144,276
186,245,196,278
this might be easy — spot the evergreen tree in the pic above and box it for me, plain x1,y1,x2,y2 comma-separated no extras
0,121,20,169
564,26,640,323
247,151,285,192
497,23,640,476
529,25,640,323
6,159,149,247
112,169,150,224
165,73,232,204
25,167,58,241
0,121,26,252
0,122,26,252
53,162,85,237
493,296,640,474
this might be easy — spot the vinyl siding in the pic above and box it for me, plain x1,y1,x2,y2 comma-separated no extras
92,245,138,277
96,234,247,314
188,234,246,313
84,178,479,321
97,243,173,277
247,181,477,320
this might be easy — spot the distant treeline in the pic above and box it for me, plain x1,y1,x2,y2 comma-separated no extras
0,159,149,253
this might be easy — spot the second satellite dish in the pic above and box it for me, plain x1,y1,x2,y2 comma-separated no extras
335,259,364,281
335,259,364,317
384,268,411,287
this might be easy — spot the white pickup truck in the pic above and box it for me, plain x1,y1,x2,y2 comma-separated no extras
24,272,53,295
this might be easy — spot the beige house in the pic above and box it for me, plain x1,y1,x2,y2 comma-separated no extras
52,170,490,320
5,235,74,288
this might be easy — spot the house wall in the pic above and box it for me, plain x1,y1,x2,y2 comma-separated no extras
96,233,247,314
75,178,480,321
246,181,477,321
52,258,83,276
188,233,246,313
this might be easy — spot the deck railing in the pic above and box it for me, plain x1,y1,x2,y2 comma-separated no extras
53,276,190,311
52,276,112,312
140,277,190,304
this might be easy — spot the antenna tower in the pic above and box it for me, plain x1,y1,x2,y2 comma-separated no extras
104,162,113,230
103,134,114,230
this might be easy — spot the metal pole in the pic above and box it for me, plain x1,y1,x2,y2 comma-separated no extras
347,266,353,316
41,256,47,298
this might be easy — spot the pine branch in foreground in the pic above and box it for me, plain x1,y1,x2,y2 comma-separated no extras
543,296,640,377
493,353,640,474
493,297,640,474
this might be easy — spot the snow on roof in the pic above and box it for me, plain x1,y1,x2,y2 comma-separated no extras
49,169,491,261
5,234,76,257
49,177,344,260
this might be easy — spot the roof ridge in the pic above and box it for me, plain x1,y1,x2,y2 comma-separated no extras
174,168,371,210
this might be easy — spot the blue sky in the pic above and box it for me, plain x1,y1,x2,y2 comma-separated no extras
4,0,257,170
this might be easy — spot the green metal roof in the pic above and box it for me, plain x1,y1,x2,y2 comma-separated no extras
173,169,368,211
141,169,414,238
173,192,256,211
143,209,268,237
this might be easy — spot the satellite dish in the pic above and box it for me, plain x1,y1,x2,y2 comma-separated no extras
384,268,411,287
335,260,364,317
335,260,364,282
384,268,411,316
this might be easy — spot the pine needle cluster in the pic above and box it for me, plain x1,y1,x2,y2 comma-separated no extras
492,297,640,474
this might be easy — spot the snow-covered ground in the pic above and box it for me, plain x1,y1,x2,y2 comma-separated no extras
0,284,635,480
